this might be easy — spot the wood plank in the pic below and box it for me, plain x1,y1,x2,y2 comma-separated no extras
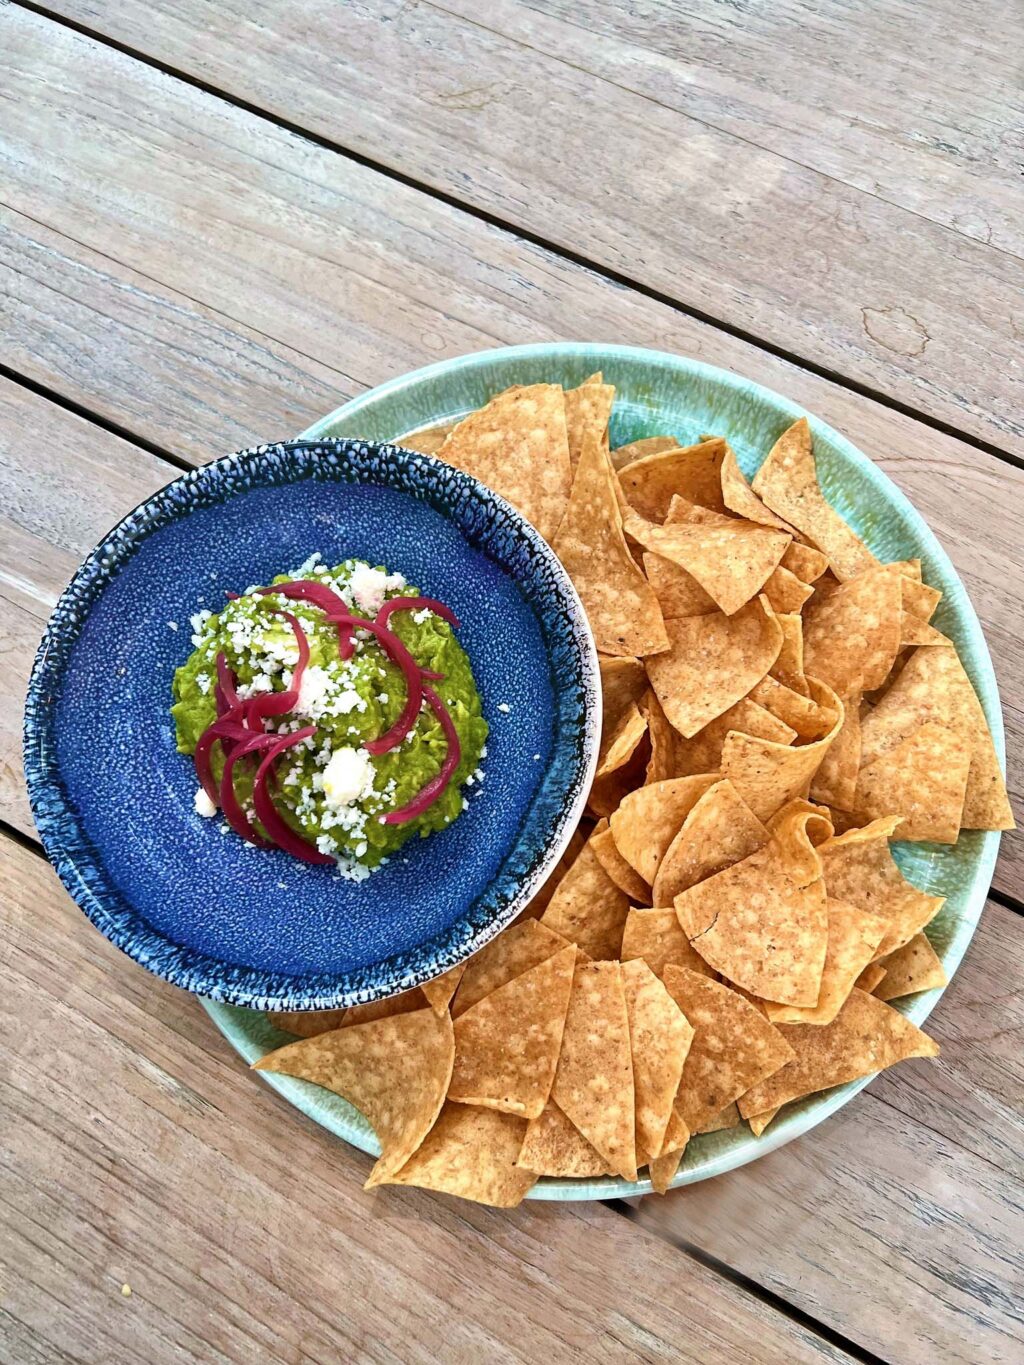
32,0,1024,454
0,16,1021,889
0,832,852,1365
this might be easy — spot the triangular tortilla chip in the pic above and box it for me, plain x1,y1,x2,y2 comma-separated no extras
516,1099,609,1177
751,419,879,580
596,701,648,779
600,655,648,727
696,1102,742,1134
662,967,795,1134
771,611,808,693
452,919,568,1018
646,597,783,738
611,435,679,470
553,431,669,656
764,899,889,1025
652,779,767,904
762,564,813,614
374,1102,535,1206
858,645,1013,830
648,1143,687,1194
766,798,834,888
901,614,951,647
874,933,948,1001
621,959,695,1159
782,541,829,583
750,675,834,740
720,677,844,821
420,965,466,1015
638,687,681,785
621,907,716,979
255,1007,454,1181
525,823,589,920
817,817,945,959
720,444,795,531
564,376,615,470
855,962,887,994
802,565,903,695
809,692,862,811
855,722,970,843
675,843,828,1006
663,495,735,527
672,699,796,776
438,384,571,542
552,961,638,1181
747,1107,781,1136
643,551,717,617
587,737,651,818
340,991,430,1028
591,819,651,903
449,944,576,1117
738,989,939,1117
609,774,718,884
540,838,631,960
619,439,728,518
268,1007,349,1037
398,420,458,456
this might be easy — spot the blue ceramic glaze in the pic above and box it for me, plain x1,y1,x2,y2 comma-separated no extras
23,439,600,1010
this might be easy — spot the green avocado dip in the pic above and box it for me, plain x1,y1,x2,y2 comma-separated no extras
171,556,488,879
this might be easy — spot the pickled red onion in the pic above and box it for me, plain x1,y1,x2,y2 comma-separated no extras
253,580,356,659
375,596,460,630
219,731,278,846
252,728,335,865
382,685,461,824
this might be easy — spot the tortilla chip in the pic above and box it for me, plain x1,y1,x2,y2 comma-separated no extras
516,1099,610,1177
762,565,813,614
720,677,844,821
771,611,808,693
652,779,768,904
646,597,783,738
858,645,1014,831
782,542,829,583
750,675,833,740
620,906,716,979
438,384,571,542
375,1102,535,1206
854,722,970,843
268,1008,349,1037
609,774,718,884
643,552,717,617
596,702,648,779
675,843,828,1006
540,838,631,960
255,1007,454,1182
525,823,590,920
738,989,939,1117
587,737,651,819
672,699,796,777
552,961,638,1181
591,820,651,903
747,1108,781,1136
809,693,863,811
901,614,951,647
553,431,669,656
663,495,734,527
337,988,429,1029
817,817,945,958
622,959,694,1159
751,419,879,580
662,967,796,1134
449,944,576,1117
648,1144,687,1194
619,439,727,518
398,420,459,456
564,377,615,470
720,444,794,531
452,919,569,1018
600,655,648,727
766,799,834,888
855,962,887,993
421,965,466,1015
638,687,681,784
874,933,948,1001
611,434,679,470
697,1102,742,1134
764,899,889,1025
900,573,941,622
802,565,903,695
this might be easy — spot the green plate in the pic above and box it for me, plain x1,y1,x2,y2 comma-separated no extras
205,342,1006,1200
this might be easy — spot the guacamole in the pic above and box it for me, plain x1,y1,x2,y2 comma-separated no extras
171,556,488,878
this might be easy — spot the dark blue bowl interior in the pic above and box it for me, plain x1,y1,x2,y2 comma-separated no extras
25,441,595,1009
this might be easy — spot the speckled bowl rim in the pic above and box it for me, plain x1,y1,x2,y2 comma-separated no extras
23,437,601,1011
208,342,1005,1201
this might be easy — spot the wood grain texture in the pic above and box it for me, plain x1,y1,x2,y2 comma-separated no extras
32,0,1024,454
0,832,853,1365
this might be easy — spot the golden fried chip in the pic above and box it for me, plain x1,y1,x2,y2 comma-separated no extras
553,431,669,656
802,565,903,695
564,376,615,469
620,906,716,979
375,1102,535,1206
663,494,734,527
720,444,794,531
268,1008,349,1037
766,798,834,888
643,552,717,617
453,919,569,1018
697,1102,742,1134
855,722,970,843
672,699,796,776
809,693,863,811
901,614,951,647
653,779,767,904
874,933,948,1001
420,965,466,1015
611,435,680,470
648,1144,687,1194
587,737,651,819
622,959,694,1159
638,687,681,784
720,678,844,821
438,384,571,542
762,565,813,614
747,1107,781,1136
596,702,648,779
398,420,461,456
619,439,727,518
675,842,828,1006
817,817,944,958
646,597,783,738
255,1007,454,1182
750,675,834,740
662,967,795,1134
782,541,829,583
738,989,939,1117
540,838,631,960
751,419,879,580
591,819,651,903
449,944,576,1118
339,989,429,1029
516,1099,609,1177
552,961,638,1181
771,611,808,693
764,899,889,1025
855,962,887,994
525,823,590,920
600,655,648,725
609,774,718,884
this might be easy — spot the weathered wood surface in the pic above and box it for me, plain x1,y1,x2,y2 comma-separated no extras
0,833,854,1365
1,15,1022,885
32,0,1024,455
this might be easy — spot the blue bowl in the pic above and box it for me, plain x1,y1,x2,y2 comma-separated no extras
23,439,600,1010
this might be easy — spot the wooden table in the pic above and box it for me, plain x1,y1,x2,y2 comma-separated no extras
2,4,1022,1361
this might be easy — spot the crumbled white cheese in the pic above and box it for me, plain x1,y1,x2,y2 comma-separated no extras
195,672,212,695
322,746,374,808
296,664,331,717
167,621,178,631
496,702,511,714
349,563,406,614
194,787,217,818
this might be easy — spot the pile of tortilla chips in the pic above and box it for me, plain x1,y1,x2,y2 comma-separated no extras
256,379,1013,1206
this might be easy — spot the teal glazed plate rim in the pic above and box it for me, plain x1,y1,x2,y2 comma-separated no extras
206,342,1006,1201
